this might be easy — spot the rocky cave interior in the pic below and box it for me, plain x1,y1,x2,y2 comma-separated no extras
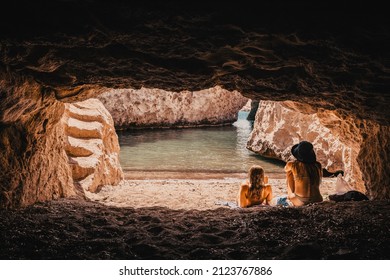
0,0,389,259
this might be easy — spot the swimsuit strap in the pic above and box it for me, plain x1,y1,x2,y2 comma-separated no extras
294,192,310,199
294,175,310,180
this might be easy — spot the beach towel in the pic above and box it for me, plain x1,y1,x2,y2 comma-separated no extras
215,200,239,209
215,200,269,209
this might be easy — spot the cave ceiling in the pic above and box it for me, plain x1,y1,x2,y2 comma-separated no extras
1,0,389,124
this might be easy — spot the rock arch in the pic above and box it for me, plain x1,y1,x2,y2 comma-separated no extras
1,0,389,207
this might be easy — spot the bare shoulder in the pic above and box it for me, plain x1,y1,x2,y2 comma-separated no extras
239,182,250,190
240,179,250,186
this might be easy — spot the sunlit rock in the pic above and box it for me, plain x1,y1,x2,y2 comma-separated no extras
63,99,123,193
0,80,76,208
247,101,360,189
0,78,123,207
247,101,390,197
98,86,248,129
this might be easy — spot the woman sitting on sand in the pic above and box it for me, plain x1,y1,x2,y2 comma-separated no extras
273,141,323,207
237,165,273,207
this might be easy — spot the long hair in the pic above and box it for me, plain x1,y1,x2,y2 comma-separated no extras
292,160,322,187
248,165,265,190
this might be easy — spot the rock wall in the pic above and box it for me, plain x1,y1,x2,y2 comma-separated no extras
357,123,390,199
63,99,123,193
98,86,248,129
0,79,76,208
0,78,123,208
247,101,390,198
247,101,364,192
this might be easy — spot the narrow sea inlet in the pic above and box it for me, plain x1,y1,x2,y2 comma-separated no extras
118,111,285,176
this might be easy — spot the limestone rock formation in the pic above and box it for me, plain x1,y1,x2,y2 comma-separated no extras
98,86,248,129
241,100,252,112
63,99,123,193
247,101,364,191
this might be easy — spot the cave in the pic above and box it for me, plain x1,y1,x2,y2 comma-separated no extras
0,0,389,260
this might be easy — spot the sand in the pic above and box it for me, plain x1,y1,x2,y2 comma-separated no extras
86,172,337,210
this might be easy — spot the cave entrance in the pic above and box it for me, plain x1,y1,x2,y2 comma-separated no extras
85,99,307,211
85,88,341,210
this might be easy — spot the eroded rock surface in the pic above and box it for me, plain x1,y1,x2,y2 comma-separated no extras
0,79,76,208
247,101,364,191
248,101,390,198
98,86,248,129
0,79,123,207
1,1,388,124
63,99,123,193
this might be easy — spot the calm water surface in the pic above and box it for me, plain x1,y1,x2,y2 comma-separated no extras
118,111,285,174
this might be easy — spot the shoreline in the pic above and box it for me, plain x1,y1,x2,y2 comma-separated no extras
123,170,287,180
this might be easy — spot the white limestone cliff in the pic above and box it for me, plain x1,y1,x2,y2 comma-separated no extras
98,86,248,129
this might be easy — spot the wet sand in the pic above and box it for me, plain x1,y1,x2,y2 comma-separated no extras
1,173,389,260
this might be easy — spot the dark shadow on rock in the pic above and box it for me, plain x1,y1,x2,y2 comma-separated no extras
323,169,344,177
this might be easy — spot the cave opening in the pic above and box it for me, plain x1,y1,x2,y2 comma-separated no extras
77,86,346,211
1,0,389,261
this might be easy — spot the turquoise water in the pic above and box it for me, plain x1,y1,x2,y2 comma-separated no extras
118,111,285,174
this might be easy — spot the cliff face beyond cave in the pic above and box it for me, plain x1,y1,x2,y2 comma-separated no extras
0,0,389,207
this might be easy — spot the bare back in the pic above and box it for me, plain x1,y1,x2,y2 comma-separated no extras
237,181,273,207
285,161,323,206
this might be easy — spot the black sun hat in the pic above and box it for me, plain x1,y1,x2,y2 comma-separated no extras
291,141,317,163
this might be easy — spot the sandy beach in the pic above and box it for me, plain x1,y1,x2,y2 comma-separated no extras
86,172,337,210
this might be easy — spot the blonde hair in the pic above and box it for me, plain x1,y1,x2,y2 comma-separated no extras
248,165,265,189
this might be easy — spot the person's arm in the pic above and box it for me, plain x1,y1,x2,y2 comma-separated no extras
237,183,250,207
265,185,273,205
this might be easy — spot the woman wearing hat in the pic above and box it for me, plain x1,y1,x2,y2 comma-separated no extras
275,141,323,206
